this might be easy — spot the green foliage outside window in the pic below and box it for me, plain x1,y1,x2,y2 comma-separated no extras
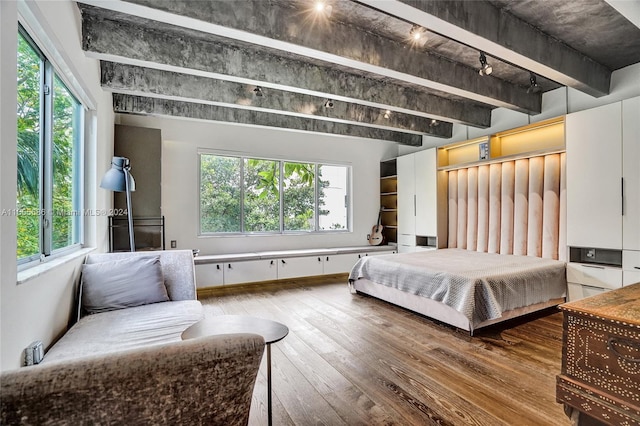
16,33,41,259
17,31,80,260
51,75,78,250
200,155,241,233
200,154,347,234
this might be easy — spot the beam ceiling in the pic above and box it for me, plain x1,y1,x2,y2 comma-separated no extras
101,62,453,137
362,0,611,97
75,0,640,145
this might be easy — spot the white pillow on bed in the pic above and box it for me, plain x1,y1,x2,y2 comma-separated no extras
81,255,169,314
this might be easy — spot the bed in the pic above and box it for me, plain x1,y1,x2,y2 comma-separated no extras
348,249,567,334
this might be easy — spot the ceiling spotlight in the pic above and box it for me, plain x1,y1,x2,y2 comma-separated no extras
478,52,493,76
324,99,334,108
527,72,543,94
430,119,439,127
383,110,391,119
409,24,428,46
253,86,263,97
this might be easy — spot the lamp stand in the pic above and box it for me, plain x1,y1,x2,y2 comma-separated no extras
124,167,135,252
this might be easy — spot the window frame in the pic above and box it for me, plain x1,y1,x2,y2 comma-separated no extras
198,151,351,236
17,25,85,267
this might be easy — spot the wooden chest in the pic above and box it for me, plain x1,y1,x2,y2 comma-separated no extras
556,283,640,425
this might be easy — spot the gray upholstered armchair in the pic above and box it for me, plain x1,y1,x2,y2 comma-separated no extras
1,333,265,425
1,250,265,425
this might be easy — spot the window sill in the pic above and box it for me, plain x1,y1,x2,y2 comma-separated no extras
17,247,95,285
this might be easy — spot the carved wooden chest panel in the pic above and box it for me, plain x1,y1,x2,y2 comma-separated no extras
556,283,640,425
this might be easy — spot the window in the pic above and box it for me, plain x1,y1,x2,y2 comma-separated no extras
200,153,350,234
16,28,83,264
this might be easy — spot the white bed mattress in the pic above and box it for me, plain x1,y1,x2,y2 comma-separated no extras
349,249,567,330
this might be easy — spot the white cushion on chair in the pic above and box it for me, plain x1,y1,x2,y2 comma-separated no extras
81,255,169,314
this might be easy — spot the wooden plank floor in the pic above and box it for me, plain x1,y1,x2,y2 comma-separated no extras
199,279,570,426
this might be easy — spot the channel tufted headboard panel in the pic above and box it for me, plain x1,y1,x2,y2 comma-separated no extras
447,153,566,261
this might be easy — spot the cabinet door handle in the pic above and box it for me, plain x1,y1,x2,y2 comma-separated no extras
270,260,274,265
414,194,417,216
621,177,625,216
581,264,605,269
358,254,361,258
318,257,321,262
216,264,220,270
326,256,329,261
634,266,640,270
281,259,286,264
228,264,231,269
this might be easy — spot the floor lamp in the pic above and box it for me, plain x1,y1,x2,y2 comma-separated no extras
100,156,136,252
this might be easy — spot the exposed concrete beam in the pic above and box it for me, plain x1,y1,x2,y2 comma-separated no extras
80,0,539,113
101,62,453,137
79,5,492,127
112,94,423,146
361,0,611,97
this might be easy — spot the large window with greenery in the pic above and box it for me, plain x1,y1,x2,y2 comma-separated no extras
200,153,350,234
17,28,83,263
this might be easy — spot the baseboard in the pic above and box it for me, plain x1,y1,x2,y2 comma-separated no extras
196,273,349,298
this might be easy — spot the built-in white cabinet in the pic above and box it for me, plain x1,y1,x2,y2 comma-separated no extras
565,96,640,299
415,149,438,237
194,247,396,287
224,259,278,285
623,250,640,286
195,263,224,288
566,262,623,301
277,256,324,279
623,97,640,251
397,148,441,253
323,253,360,274
397,153,416,251
566,102,623,250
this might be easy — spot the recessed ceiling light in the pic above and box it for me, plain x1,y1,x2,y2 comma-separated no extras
409,24,428,47
384,110,391,119
253,86,263,97
324,99,334,108
314,1,332,17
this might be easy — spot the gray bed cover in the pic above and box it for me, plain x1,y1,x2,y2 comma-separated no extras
349,249,567,328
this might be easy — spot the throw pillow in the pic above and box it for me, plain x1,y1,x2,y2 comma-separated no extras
81,255,169,314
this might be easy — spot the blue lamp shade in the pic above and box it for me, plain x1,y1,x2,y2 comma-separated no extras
100,157,135,192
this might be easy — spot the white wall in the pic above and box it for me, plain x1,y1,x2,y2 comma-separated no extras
399,62,640,156
1,0,113,371
116,114,398,255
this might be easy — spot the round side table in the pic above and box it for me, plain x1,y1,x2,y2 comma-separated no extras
182,315,289,426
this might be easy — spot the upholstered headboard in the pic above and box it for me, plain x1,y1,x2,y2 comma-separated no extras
446,153,566,261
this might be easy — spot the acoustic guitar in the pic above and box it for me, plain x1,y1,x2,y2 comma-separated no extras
368,208,384,246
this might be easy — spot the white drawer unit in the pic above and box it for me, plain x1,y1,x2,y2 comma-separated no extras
566,247,625,301
567,283,607,301
323,253,360,274
566,263,623,290
623,250,640,286
277,256,324,279
195,263,224,288
224,259,277,285
398,233,416,253
566,262,623,301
